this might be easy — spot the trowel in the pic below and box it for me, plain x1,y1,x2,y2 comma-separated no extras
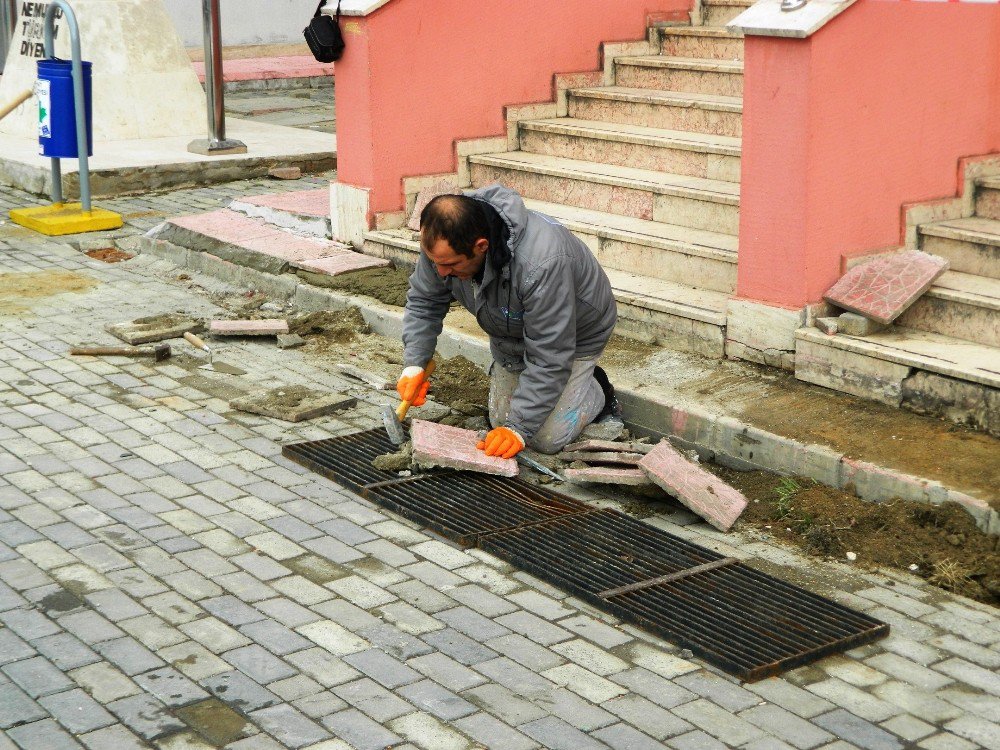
381,359,436,445
183,332,246,375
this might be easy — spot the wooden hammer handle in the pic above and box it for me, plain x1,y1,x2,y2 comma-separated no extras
396,359,437,422
0,89,33,122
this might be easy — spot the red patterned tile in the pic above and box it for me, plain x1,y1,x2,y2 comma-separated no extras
564,467,652,486
638,441,747,531
824,250,948,325
294,253,389,277
411,420,518,477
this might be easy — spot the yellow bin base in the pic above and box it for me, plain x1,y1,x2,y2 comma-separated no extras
10,203,124,236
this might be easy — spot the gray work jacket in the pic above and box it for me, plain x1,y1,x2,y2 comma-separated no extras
402,185,617,441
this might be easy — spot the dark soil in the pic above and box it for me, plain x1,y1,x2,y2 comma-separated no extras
431,355,490,409
85,247,133,263
717,467,1000,606
288,308,370,342
321,267,413,307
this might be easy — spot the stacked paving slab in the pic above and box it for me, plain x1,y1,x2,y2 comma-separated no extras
364,0,751,358
797,180,1000,434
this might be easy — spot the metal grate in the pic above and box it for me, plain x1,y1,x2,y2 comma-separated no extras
284,430,889,681
283,429,591,546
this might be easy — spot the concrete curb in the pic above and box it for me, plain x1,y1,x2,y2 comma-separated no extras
136,234,999,536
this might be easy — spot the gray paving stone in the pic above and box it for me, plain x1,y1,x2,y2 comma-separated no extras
107,693,186,740
333,677,415,722
813,709,905,750
397,678,477,720
739,704,834,749
342,648,422,689
92,636,164,675
453,711,538,750
238,618,313,655
321,708,402,750
201,670,280,712
521,716,608,750
407,652,486,693
673,698,766,746
676,670,762,711
747,677,835,719
202,595,266,626
31,632,99,671
358,622,433,661
942,715,1000,749
133,666,210,707
250,703,331,749
3,655,74,697
223,644,297,683
0,681,47,728
77,724,149,750
611,667,697,709
0,627,35,664
486,633,565,671
592,722,669,750
495,610,573,646
55,610,124,644
666,730,729,750
1,607,61,640
6,718,84,750
38,688,116,733
604,694,693,741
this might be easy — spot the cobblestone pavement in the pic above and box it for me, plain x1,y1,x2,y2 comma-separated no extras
0,180,998,750
226,86,335,134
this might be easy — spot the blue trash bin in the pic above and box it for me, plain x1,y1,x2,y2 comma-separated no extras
37,58,92,159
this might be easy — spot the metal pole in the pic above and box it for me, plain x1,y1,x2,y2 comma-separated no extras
188,0,246,155
44,0,90,211
0,0,16,74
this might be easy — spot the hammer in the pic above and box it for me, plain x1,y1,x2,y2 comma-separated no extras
70,343,171,361
381,359,436,445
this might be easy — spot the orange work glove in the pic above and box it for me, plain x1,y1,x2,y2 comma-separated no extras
477,426,525,459
397,366,430,407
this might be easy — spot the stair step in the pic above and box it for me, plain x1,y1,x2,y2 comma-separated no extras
703,0,753,26
615,56,744,97
660,26,744,61
568,86,742,137
523,198,737,293
229,188,331,238
469,151,740,234
919,217,1000,279
898,271,1000,347
974,177,1000,220
796,327,1000,432
362,229,730,357
519,118,740,182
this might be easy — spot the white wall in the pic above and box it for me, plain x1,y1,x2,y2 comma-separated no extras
163,0,320,47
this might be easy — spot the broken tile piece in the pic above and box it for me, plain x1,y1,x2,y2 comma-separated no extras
836,312,886,337
407,181,460,231
815,317,839,335
638,441,747,532
293,253,390,278
410,419,518,477
229,387,356,422
557,451,643,466
823,249,948,325
268,166,302,180
209,319,290,336
563,440,653,455
335,364,394,390
276,334,306,349
564,467,652,486
107,315,200,345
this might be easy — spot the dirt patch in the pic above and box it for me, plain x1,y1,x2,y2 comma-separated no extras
229,386,356,422
319,266,413,307
717,467,1000,606
600,334,656,371
372,441,413,472
85,247,133,263
432,355,490,409
288,308,369,342
0,270,97,315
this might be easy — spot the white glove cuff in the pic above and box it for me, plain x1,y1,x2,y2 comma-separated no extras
401,366,424,378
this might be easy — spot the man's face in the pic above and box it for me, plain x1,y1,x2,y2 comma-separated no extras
423,237,489,281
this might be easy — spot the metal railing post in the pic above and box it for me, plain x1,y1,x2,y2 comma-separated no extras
0,0,17,74
44,0,90,211
188,0,246,155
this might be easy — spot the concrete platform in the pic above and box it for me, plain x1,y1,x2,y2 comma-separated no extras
0,119,336,199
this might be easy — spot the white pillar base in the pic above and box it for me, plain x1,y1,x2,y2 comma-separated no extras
330,181,371,248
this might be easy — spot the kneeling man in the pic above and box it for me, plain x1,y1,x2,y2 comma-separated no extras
398,185,620,459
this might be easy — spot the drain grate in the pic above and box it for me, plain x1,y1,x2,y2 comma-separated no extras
283,429,591,546
284,430,888,681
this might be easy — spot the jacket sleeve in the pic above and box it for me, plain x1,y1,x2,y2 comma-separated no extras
402,253,452,368
503,253,577,442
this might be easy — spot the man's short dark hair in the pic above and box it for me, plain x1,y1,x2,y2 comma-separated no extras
420,194,489,257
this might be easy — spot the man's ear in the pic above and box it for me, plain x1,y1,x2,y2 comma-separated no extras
473,238,490,257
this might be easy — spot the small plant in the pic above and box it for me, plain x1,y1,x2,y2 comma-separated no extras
773,477,801,519
927,558,975,593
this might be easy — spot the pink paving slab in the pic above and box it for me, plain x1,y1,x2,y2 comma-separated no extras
241,189,331,218
638,441,747,532
823,250,949,325
294,253,390,277
564,467,652,486
209,319,289,336
192,55,335,83
563,439,654,454
410,420,518,477
408,181,461,231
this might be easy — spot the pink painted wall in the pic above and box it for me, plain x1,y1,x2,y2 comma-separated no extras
335,0,688,216
738,0,1000,308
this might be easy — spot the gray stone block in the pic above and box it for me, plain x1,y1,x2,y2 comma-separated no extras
38,688,116,733
0,682,46,729
6,718,82,750
222,644,297,684
321,708,402,750
342,648,422,689
134,666,210,707
397,678,477,720
813,709,904,750
2,655,73,697
92,637,164,676
250,704,331,748
201,670,279,712
106,693,186,741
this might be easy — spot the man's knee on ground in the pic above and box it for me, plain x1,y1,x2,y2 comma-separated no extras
528,432,569,456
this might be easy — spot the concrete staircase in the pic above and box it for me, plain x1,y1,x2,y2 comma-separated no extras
796,176,1000,435
363,0,750,358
